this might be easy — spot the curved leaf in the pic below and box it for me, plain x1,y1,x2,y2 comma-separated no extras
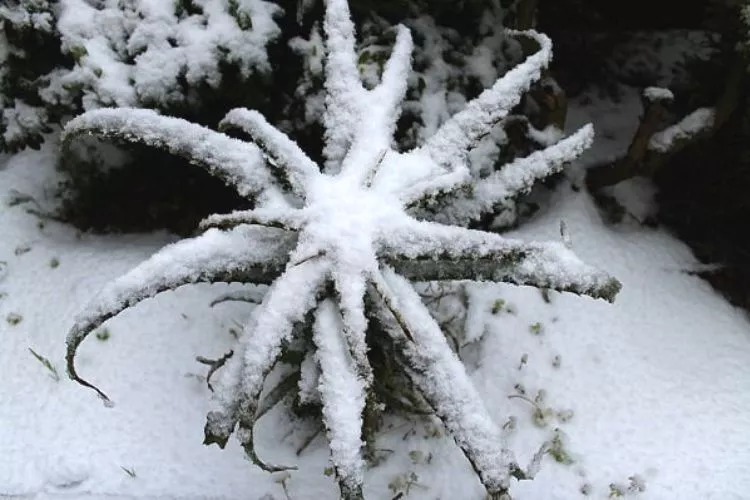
66,226,295,402
62,108,287,205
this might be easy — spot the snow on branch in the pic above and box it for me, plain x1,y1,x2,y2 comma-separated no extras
431,124,594,224
648,107,715,153
322,0,365,172
368,24,413,145
381,219,620,302
199,207,306,232
420,30,553,170
66,226,296,402
219,108,322,198
643,86,674,103
334,270,374,384
336,24,415,184
61,108,286,206
313,299,367,499
206,258,329,460
372,268,515,496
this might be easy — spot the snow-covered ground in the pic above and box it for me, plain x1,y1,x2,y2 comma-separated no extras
2,90,750,500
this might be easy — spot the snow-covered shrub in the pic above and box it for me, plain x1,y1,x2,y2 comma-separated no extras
0,0,66,152
55,0,282,112
0,0,284,153
63,0,620,498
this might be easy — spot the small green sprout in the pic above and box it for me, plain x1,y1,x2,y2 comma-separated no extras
408,450,432,465
557,409,575,423
121,466,137,478
529,322,544,335
49,258,60,269
552,354,562,369
491,298,506,314
518,353,529,370
609,475,646,497
28,347,60,382
388,471,423,496
7,313,23,325
548,429,574,465
95,328,111,341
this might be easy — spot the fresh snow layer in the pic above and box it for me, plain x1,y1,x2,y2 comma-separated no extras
642,86,674,102
2,98,750,500
648,107,716,153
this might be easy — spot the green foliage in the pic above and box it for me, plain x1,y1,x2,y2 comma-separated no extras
6,312,23,325
547,429,574,465
28,347,60,381
95,328,110,342
0,0,70,152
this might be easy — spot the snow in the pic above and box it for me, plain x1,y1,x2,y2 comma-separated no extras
642,86,674,102
648,107,716,153
62,108,286,205
373,268,515,494
420,30,552,170
313,299,367,496
3,90,750,498
3,3,750,500
219,108,320,199
56,0,282,109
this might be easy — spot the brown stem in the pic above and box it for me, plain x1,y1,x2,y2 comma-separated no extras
586,96,670,190
587,56,746,191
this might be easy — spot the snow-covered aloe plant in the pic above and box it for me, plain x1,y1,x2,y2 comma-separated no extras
63,0,620,497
